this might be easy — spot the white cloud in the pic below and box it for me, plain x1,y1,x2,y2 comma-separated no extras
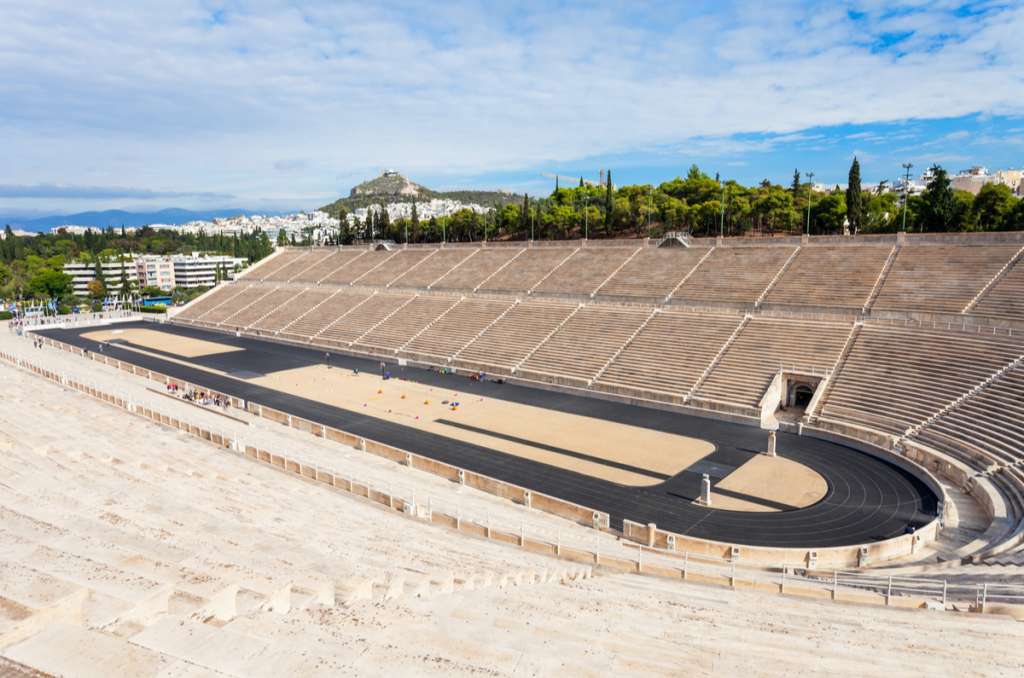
1,1,1022,208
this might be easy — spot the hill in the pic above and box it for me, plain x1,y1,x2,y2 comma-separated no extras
320,170,521,216
2,207,284,232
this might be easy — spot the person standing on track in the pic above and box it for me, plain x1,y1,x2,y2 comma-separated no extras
325,351,331,369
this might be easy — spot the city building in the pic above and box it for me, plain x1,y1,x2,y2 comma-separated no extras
63,252,247,297
171,253,247,289
136,255,176,292
63,259,139,296
950,166,1024,196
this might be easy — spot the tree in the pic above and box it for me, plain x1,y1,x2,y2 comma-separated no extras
86,278,106,299
972,183,1015,231
812,191,846,234
28,269,72,299
791,169,801,196
276,229,289,246
1004,198,1024,231
1,225,16,262
919,165,959,232
93,258,105,290
845,157,862,234
520,194,530,238
118,262,132,295
378,203,390,235
604,171,614,236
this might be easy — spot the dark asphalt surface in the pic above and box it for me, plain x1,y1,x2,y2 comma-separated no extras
40,320,938,548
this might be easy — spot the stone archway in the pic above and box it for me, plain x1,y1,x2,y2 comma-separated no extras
790,383,815,408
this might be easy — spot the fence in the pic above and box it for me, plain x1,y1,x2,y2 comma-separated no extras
11,310,139,330
4,336,1024,616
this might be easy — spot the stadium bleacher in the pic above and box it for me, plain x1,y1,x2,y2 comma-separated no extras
594,310,743,403
693,317,852,412
763,244,893,310
870,244,1022,315
818,324,1024,437
594,246,710,301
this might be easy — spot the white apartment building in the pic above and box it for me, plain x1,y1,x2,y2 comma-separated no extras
951,166,1024,196
63,253,247,297
171,253,247,289
63,259,139,296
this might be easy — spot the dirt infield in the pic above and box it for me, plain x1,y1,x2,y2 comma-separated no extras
84,328,242,358
79,326,826,502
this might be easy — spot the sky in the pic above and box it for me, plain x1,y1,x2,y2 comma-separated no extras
2,0,1023,217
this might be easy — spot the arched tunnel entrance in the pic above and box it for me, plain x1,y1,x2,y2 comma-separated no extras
791,384,815,408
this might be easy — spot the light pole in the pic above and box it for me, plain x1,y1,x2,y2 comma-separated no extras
804,171,815,235
901,163,913,233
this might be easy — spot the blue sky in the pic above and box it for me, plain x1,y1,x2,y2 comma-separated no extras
2,1,1023,216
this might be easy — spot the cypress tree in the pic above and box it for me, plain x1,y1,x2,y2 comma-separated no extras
791,169,801,196
845,157,863,235
604,170,614,236
520,194,529,237
93,258,105,290
1,225,14,262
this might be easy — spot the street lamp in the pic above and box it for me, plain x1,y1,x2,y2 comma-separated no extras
901,163,913,233
804,171,815,235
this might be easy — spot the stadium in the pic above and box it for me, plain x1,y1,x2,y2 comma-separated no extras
3,231,1024,675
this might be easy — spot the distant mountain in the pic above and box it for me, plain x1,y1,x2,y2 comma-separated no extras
1,207,284,232
320,170,521,216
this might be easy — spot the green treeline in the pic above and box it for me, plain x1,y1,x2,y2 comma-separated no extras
323,163,1024,244
0,225,273,305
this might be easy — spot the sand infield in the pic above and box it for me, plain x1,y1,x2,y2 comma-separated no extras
91,327,828,505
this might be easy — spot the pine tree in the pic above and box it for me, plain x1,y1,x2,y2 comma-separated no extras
791,169,801,196
520,194,529,237
845,157,863,235
579,176,584,188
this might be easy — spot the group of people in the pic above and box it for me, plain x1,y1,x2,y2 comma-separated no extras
166,381,229,410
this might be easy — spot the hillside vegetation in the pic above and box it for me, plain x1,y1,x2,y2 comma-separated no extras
316,163,1024,245
319,171,522,214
